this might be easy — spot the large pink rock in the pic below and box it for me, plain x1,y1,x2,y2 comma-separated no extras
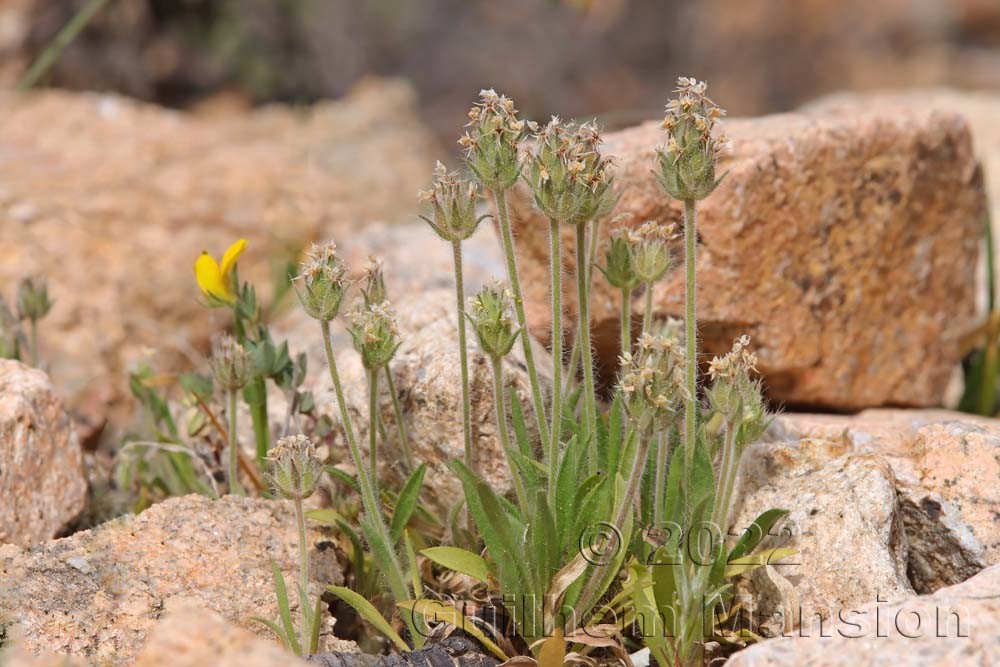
508,106,985,410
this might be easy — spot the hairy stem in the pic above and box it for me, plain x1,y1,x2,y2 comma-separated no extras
710,420,739,537
490,356,528,511
452,241,474,475
227,389,244,496
494,191,550,451
653,429,671,528
548,219,563,491
294,495,309,649
564,218,602,395
384,367,413,472
17,0,112,90
247,375,270,467
620,287,632,359
575,222,598,466
643,282,654,337
29,319,40,367
683,198,698,494
367,368,380,495
319,320,410,606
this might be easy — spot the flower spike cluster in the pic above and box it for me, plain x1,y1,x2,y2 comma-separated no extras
655,77,728,201
467,282,521,360
418,162,486,242
706,335,768,440
348,299,401,370
294,241,350,322
459,89,527,192
265,434,323,501
617,322,688,430
211,335,250,391
526,117,617,226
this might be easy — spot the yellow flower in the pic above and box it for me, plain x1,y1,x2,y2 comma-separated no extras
195,239,247,306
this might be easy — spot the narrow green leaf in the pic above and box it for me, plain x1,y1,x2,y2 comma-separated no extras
305,508,344,526
309,595,324,655
398,600,509,661
327,586,410,652
729,508,789,562
390,463,427,544
270,562,301,656
248,616,291,651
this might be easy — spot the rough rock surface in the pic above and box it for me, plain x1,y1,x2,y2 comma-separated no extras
0,359,86,545
133,603,308,667
508,106,984,409
810,89,1000,307
0,80,438,440
727,563,1000,667
0,495,344,664
774,410,1000,593
731,438,913,635
274,220,541,511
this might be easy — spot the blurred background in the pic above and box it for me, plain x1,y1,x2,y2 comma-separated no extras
4,0,1000,143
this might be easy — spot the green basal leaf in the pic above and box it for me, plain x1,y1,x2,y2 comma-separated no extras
390,463,427,544
421,546,495,584
728,508,789,562
328,586,409,652
270,561,301,656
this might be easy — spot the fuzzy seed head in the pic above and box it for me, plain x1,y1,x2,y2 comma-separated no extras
617,320,687,430
17,276,53,323
706,335,768,439
348,299,400,370
628,220,678,284
527,117,617,225
602,228,640,290
266,434,322,501
459,90,525,192
655,77,727,201
211,335,251,391
467,282,520,359
294,241,350,322
361,256,388,306
418,162,484,242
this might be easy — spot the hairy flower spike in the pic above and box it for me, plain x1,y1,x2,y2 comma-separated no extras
17,277,53,323
418,162,487,242
617,320,687,430
265,434,322,501
211,335,250,391
293,241,349,322
459,89,525,192
349,299,400,370
527,117,617,225
628,221,678,284
361,256,387,306
467,282,520,359
602,228,640,290
655,77,727,201
706,335,768,440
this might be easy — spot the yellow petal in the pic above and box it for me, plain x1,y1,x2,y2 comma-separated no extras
194,252,234,304
219,238,248,277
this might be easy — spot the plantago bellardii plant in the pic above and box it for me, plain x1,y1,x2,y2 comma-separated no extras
655,77,728,502
210,335,250,496
461,90,550,454
419,162,489,476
